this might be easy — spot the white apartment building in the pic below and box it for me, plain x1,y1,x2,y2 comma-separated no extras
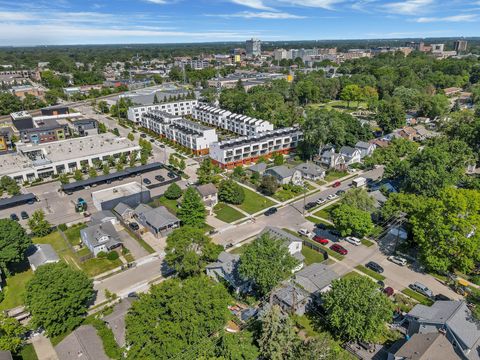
141,111,217,155
209,127,303,169
127,99,198,123
192,105,274,136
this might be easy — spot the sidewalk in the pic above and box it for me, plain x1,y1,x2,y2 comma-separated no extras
31,334,58,360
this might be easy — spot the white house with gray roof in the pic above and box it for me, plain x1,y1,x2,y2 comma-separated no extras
55,325,109,360
264,165,302,185
259,226,304,272
206,251,252,293
27,244,60,271
294,162,326,181
355,141,376,158
80,222,122,256
134,204,180,237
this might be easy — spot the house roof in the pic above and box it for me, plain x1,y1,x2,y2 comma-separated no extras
134,204,179,229
273,282,309,308
80,222,122,249
248,162,267,174
113,202,133,217
294,263,339,294
339,146,358,157
196,183,217,198
265,165,294,179
370,190,387,207
260,226,302,246
295,162,325,177
103,298,135,347
27,244,59,269
390,333,460,360
55,325,109,360
89,210,116,225
355,141,371,149
206,251,247,289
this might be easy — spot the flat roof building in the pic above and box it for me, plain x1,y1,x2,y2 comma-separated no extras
127,99,198,123
91,182,151,211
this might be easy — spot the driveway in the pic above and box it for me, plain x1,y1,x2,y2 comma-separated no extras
117,229,149,260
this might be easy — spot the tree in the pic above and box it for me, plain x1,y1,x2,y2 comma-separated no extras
164,183,182,200
58,173,69,185
88,167,97,178
25,262,94,337
127,132,134,141
375,98,405,133
215,331,259,360
323,276,393,342
273,153,284,166
125,276,231,360
165,226,222,278
258,175,279,196
258,305,297,360
340,84,363,108
341,188,376,213
0,176,20,196
331,204,374,237
239,234,298,295
178,159,186,172
73,169,83,181
218,180,244,205
27,210,52,237
177,187,206,227
0,219,31,274
98,122,107,133
233,166,246,178
0,313,24,353
419,94,450,118
97,100,109,114
197,158,220,184
102,163,110,175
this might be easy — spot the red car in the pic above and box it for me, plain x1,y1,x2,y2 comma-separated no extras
330,244,348,255
332,181,341,188
384,287,394,297
313,236,329,245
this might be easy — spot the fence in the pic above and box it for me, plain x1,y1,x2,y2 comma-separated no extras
302,240,329,261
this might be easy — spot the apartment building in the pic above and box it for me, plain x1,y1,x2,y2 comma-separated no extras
192,105,274,136
209,127,303,169
127,99,198,123
141,111,217,155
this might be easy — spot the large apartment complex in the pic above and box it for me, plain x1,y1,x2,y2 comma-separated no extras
209,127,303,169
192,105,274,136
127,99,198,123
141,111,217,155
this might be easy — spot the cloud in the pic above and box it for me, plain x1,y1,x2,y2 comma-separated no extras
208,11,305,18
144,0,170,3
382,0,434,14
414,14,478,22
278,0,344,9
229,0,344,10
230,0,275,11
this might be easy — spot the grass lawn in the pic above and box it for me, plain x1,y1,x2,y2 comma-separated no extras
313,203,338,220
302,246,326,265
63,224,87,247
342,271,363,280
305,216,333,227
152,195,180,214
214,203,245,223
14,344,38,360
325,170,349,182
230,244,248,255
361,239,375,247
355,265,386,281
33,232,80,269
237,186,275,214
0,268,33,310
401,288,434,306
80,257,122,277
393,293,417,313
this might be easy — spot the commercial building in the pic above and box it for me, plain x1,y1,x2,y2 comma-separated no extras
192,105,274,136
19,121,68,145
141,110,217,155
454,40,468,53
127,99,198,123
207,72,287,90
209,127,303,169
246,38,261,57
91,182,151,211
0,133,141,183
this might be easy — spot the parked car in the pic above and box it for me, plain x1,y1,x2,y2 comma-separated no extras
316,198,326,205
377,280,385,288
330,244,348,255
155,175,165,182
384,287,394,297
327,193,338,200
366,261,384,273
387,255,407,266
409,282,434,298
313,235,329,245
10,213,19,221
315,223,327,230
434,294,451,301
332,181,341,188
149,138,155,142
140,133,147,138
304,202,316,210
167,172,176,179
298,229,313,238
20,211,29,220
264,207,277,216
143,178,151,185
129,222,140,231
336,190,345,196
345,236,361,246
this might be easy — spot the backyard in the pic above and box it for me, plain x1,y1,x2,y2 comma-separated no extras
236,186,276,214
0,265,33,310
213,203,245,223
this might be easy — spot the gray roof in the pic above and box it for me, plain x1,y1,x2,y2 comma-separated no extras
273,282,309,308
265,165,294,179
248,162,267,174
390,333,460,360
339,146,358,156
355,141,372,149
294,263,339,294
80,222,122,250
113,202,133,216
206,251,247,289
103,298,135,347
27,244,60,269
55,325,109,360
295,162,326,177
89,210,116,225
134,204,179,229
370,190,387,207
196,183,217,198
260,226,303,245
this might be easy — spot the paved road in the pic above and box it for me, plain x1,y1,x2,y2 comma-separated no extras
31,334,58,360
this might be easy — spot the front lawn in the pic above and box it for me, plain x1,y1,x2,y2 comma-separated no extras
237,186,275,214
0,267,33,310
313,203,339,220
16,344,38,360
302,246,326,265
401,288,434,306
213,203,245,223
355,265,386,281
80,257,122,278
324,170,349,182
63,224,87,247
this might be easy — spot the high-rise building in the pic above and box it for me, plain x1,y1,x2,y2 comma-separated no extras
454,40,468,53
273,48,287,61
246,38,261,57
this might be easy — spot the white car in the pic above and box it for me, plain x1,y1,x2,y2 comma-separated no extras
298,229,313,238
388,256,407,266
345,236,362,246
316,198,326,205
327,194,338,200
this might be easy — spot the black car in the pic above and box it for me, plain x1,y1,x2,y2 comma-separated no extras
434,294,451,301
10,213,19,221
140,133,147,138
20,211,29,220
149,138,155,142
155,175,165,182
264,207,278,216
336,190,346,196
129,222,140,231
366,261,384,274
315,223,327,230
143,178,151,185
167,172,176,179
304,202,316,210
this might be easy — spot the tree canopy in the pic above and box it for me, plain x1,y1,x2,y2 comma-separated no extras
0,313,25,353
177,187,206,227
0,219,31,274
331,204,374,237
27,210,52,237
219,180,245,205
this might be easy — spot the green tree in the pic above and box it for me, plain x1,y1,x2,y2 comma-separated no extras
97,100,109,113
125,276,231,360
102,163,110,175
88,167,97,178
0,313,25,353
239,234,298,296
233,166,246,178
169,154,178,168
341,188,376,213
340,84,363,108
164,183,182,200
178,159,186,172
331,204,374,237
25,262,94,337
127,132,135,141
218,180,244,205
27,210,52,237
197,159,220,184
73,169,83,181
0,219,31,274
58,173,69,185
258,175,279,196
98,122,107,133
215,331,259,360
375,98,405,133
165,226,222,278
323,276,393,341
0,176,20,196
177,187,206,227
273,153,284,166
419,94,450,118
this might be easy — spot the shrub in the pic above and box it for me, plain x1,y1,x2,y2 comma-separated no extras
218,180,244,205
57,223,68,231
97,251,107,258
107,251,119,261
0,291,4,303
164,183,182,200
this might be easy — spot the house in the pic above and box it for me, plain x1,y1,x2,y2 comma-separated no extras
370,190,388,208
206,251,252,293
134,204,180,237
264,165,302,185
294,162,326,181
388,333,460,360
404,300,480,360
370,139,389,149
339,146,362,165
294,263,339,295
27,244,60,271
355,141,376,158
271,282,310,315
247,162,267,175
196,183,218,215
103,298,135,348
89,210,118,226
259,226,304,272
55,325,109,360
113,202,134,220
318,146,348,170
80,222,122,256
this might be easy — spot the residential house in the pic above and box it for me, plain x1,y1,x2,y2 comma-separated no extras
103,298,135,348
355,141,376,159
27,244,60,271
134,204,180,237
339,146,362,165
294,162,326,181
271,283,310,315
318,147,347,170
294,263,339,296
264,165,302,185
80,222,122,256
388,333,460,360
89,210,118,226
206,251,252,293
259,226,304,272
247,162,267,176
370,190,388,209
196,183,218,215
113,202,134,220
55,325,109,360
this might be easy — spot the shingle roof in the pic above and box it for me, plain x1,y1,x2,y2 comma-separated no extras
55,325,109,360
27,244,59,269
391,333,459,360
294,263,339,294
135,204,179,229
248,162,267,174
339,146,357,156
89,210,116,225
113,202,133,217
355,141,371,149
196,183,217,198
295,162,325,176
265,165,294,179
260,226,303,245
80,222,122,249
103,298,135,347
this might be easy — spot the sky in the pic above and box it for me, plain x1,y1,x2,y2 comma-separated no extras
0,0,478,46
